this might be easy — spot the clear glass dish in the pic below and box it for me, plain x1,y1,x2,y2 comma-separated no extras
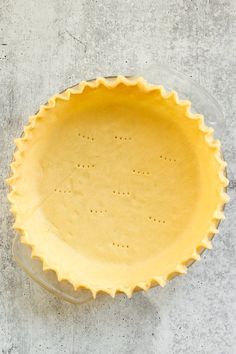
12,63,225,304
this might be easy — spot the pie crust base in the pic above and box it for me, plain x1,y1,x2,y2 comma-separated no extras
7,76,229,298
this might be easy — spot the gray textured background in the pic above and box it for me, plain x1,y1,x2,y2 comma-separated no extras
0,1,236,353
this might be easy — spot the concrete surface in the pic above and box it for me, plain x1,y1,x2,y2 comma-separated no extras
0,0,235,353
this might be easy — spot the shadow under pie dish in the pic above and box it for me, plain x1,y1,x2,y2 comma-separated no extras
7,76,229,298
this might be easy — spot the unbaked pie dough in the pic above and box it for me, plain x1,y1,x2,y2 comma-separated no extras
8,76,228,297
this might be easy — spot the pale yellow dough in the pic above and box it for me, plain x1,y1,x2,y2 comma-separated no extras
8,76,228,297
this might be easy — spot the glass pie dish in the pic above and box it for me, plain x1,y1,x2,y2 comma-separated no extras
9,64,228,303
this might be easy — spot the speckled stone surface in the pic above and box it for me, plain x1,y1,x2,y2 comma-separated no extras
0,1,235,353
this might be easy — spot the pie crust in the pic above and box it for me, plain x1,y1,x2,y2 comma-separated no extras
7,76,229,298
